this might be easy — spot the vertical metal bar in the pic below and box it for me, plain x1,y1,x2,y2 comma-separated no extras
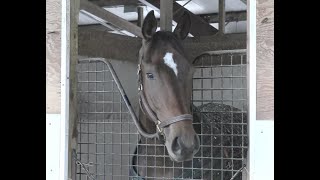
95,63,98,180
210,55,214,180
201,56,204,180
220,55,224,180
231,55,234,176
119,78,123,178
87,63,90,177
160,0,173,31
111,64,114,180
79,70,82,180
219,0,225,34
103,62,106,180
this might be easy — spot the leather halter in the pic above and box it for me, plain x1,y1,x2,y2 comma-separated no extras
137,52,193,139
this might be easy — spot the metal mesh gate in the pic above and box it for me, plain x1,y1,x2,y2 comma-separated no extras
191,50,248,180
75,59,140,180
75,49,248,180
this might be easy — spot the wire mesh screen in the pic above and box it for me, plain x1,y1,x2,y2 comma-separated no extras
191,50,248,180
75,50,248,180
76,59,140,180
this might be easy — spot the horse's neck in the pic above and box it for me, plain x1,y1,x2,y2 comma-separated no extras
137,113,175,178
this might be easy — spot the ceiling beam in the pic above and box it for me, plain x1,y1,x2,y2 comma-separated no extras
78,27,246,62
80,0,142,37
240,0,247,5
200,11,247,23
88,0,138,7
78,11,247,29
141,0,218,36
89,0,179,7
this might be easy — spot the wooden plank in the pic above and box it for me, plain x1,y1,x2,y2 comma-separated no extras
79,29,141,62
219,0,225,34
160,0,173,31
69,0,79,178
80,0,142,37
46,0,61,114
256,0,274,120
78,27,246,62
61,0,79,179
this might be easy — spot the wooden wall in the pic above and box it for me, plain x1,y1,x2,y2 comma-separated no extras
46,0,61,114
256,0,274,120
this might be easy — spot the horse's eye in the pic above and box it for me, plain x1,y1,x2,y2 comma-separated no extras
146,73,154,79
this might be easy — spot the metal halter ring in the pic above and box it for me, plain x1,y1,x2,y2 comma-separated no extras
156,120,163,134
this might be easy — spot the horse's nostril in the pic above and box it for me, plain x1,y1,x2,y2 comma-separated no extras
172,137,181,153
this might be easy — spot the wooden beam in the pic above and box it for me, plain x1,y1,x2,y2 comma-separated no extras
240,0,247,5
47,0,61,114
90,0,178,7
78,28,246,63
80,0,142,37
200,11,247,24
88,0,138,6
79,11,247,31
219,0,226,34
257,0,274,120
172,2,219,36
137,6,144,27
142,0,218,36
160,0,173,31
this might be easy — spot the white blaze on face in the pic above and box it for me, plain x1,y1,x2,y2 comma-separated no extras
163,52,178,76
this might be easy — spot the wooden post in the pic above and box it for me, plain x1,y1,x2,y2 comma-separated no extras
137,6,144,28
219,0,225,34
160,0,173,31
61,0,79,179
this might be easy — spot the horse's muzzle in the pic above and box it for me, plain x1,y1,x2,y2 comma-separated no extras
168,134,200,162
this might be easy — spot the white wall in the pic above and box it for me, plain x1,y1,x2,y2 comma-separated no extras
46,114,61,180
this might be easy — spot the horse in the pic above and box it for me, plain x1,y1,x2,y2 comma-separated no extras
129,10,200,179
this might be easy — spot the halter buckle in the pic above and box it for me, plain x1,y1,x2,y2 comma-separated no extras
156,120,163,134
137,64,141,75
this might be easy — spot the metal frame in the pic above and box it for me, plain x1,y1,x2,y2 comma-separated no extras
60,0,71,178
247,0,256,179
61,0,79,179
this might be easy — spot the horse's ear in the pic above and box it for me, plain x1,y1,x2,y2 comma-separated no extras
173,11,191,40
142,10,157,40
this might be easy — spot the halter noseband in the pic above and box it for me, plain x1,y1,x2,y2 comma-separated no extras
137,57,193,139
